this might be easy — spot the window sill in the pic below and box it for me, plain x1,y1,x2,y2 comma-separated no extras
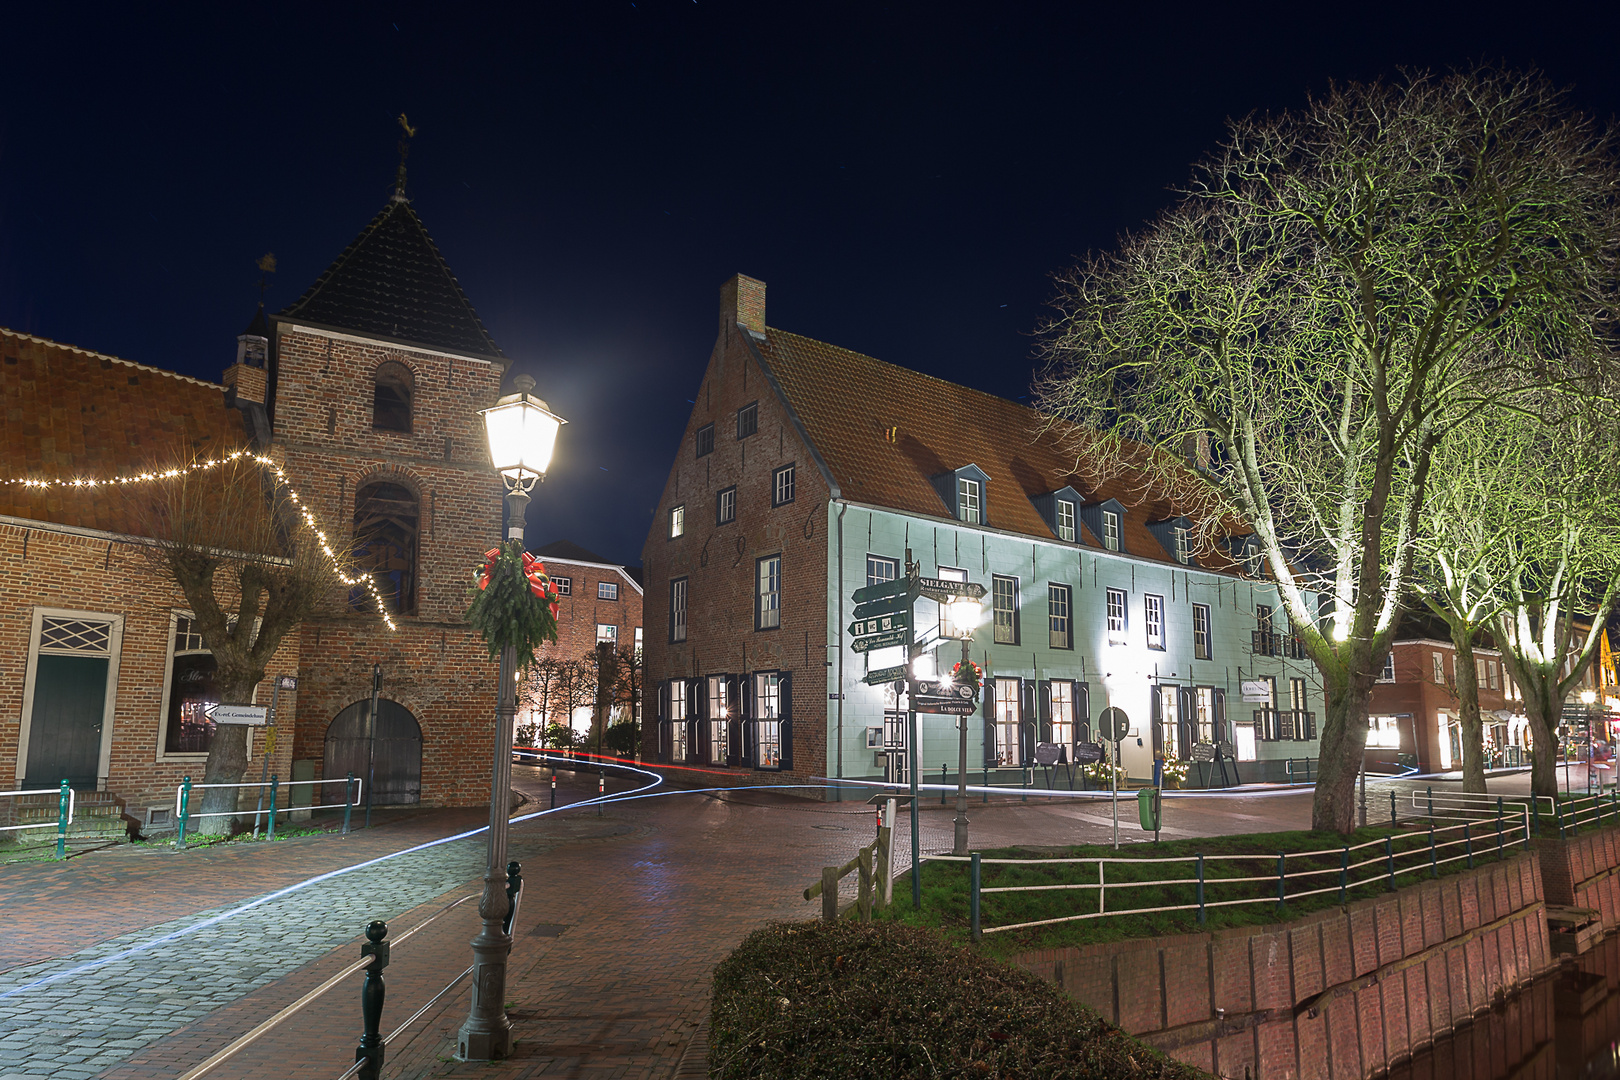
157,751,210,763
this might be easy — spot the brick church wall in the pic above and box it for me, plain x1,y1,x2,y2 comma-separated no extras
270,324,506,807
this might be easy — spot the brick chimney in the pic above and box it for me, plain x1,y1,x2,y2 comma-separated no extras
719,274,766,339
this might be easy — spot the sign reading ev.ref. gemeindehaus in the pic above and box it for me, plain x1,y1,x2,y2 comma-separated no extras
207,704,269,726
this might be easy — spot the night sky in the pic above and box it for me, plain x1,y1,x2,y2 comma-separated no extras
4,2,1619,568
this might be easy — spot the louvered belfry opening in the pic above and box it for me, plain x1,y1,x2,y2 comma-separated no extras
372,361,414,432
352,481,419,615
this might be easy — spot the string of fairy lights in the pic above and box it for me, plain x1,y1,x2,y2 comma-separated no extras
2,449,398,631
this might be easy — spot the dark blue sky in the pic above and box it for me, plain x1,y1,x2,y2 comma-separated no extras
4,2,1618,567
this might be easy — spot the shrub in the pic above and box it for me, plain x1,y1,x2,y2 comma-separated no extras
602,720,640,756
709,920,1210,1079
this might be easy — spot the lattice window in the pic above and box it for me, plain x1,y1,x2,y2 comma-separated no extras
39,617,112,656
352,481,419,615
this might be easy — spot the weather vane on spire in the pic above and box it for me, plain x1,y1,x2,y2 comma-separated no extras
394,113,417,201
255,252,277,305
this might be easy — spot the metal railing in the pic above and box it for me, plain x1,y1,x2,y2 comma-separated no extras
173,775,363,848
1411,785,1620,840
1283,758,1316,784
0,781,76,858
937,808,1530,940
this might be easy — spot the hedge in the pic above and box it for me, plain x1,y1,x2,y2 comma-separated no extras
709,920,1211,1079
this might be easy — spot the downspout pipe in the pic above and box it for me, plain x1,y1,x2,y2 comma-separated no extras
836,500,847,800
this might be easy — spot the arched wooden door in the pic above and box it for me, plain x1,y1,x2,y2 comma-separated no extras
324,699,422,805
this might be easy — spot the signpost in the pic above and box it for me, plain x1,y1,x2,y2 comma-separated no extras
849,612,908,637
912,681,976,715
852,630,908,653
863,665,906,686
207,704,269,726
1096,706,1128,849
852,578,915,604
853,597,911,619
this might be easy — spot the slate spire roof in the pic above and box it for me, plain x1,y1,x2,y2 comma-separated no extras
277,198,506,362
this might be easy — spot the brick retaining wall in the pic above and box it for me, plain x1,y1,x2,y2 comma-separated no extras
1535,825,1620,933
1013,852,1554,1079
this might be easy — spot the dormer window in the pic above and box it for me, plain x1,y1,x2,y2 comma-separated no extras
958,478,981,524
1149,516,1194,565
933,465,991,526
373,361,414,433
1079,498,1127,554
1057,499,1075,542
1174,527,1189,564
1102,511,1120,551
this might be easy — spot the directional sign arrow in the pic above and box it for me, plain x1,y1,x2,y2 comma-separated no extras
852,578,917,605
849,611,909,637
852,596,911,619
852,630,908,653
863,664,906,686
916,578,988,602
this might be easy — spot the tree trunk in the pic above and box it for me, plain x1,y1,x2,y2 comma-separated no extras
194,725,250,836
1523,672,1561,799
1451,633,1486,793
1311,667,1375,834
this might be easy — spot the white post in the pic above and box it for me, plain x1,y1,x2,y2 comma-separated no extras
883,798,896,905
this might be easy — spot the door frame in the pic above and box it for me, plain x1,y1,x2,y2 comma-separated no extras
14,606,125,788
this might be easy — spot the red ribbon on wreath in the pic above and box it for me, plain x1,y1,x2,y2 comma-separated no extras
475,547,563,618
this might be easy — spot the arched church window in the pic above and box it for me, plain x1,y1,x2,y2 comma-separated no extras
373,361,414,433
352,481,419,615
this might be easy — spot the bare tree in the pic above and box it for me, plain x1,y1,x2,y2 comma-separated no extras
1035,69,1620,832
138,453,347,834
519,656,569,746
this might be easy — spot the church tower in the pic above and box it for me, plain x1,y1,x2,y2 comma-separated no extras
264,169,510,808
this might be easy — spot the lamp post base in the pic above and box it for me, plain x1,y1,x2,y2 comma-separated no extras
457,925,513,1060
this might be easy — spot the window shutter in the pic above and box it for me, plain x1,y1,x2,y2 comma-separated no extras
694,678,709,763
687,679,702,764
657,681,671,761
982,678,997,767
742,674,757,767
727,675,744,765
778,672,793,771
1038,680,1052,742
1076,683,1092,743
1019,679,1035,765
1179,687,1196,756
1215,688,1228,745
1150,685,1164,757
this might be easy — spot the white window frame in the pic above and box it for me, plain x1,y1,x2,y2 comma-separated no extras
1048,583,1071,649
1192,603,1212,660
757,555,782,630
707,676,730,765
551,576,573,596
669,578,688,643
17,607,125,783
1173,526,1189,564
1433,652,1445,684
958,478,981,524
1050,680,1074,746
596,624,618,645
772,464,796,507
1102,510,1120,551
755,672,782,768
1378,653,1395,683
669,505,685,539
598,581,620,601
866,555,899,586
992,574,1019,645
993,677,1021,766
717,486,736,525
1106,587,1127,644
1195,686,1216,743
1056,499,1075,542
669,680,688,761
1368,714,1402,749
1144,593,1165,651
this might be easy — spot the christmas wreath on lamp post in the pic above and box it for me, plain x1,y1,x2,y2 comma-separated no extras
466,542,561,662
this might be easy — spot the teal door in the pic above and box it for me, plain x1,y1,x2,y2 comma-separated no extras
24,654,108,789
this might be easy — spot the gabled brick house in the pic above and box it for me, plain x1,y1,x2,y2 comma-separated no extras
640,275,1325,794
1,184,517,824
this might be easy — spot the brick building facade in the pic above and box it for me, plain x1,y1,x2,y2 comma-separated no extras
640,276,1325,795
1,183,521,823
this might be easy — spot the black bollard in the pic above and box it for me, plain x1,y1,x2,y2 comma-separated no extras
504,861,523,935
355,920,389,1080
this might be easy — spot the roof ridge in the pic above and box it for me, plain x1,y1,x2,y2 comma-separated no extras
0,326,228,389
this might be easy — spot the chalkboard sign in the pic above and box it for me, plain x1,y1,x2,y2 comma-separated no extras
1074,742,1104,765
1190,742,1216,763
1216,741,1234,759
1034,742,1062,766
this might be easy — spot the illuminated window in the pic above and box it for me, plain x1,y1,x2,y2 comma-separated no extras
164,614,218,755
755,672,782,768
1102,511,1120,551
1106,588,1127,643
1158,684,1180,760
596,624,617,645
1049,680,1074,746
1195,686,1216,743
1056,499,1075,542
669,504,685,539
1368,714,1402,749
1192,603,1212,660
669,578,687,643
707,675,730,765
993,677,1021,766
1144,594,1164,650
717,486,736,525
669,680,688,761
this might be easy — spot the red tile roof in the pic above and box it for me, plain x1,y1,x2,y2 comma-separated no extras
754,327,1230,569
0,327,248,536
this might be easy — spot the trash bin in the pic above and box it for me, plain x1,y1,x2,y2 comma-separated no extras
1137,787,1161,831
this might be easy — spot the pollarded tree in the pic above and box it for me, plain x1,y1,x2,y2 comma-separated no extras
138,453,350,834
1483,411,1620,798
1035,68,1620,833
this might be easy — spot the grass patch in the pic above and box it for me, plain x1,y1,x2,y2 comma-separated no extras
711,920,1210,1079
879,820,1525,958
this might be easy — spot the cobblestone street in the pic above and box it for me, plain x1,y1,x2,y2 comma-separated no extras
0,763,1472,1080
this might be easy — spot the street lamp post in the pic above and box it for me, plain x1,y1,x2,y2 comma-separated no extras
459,374,564,1061
947,597,980,857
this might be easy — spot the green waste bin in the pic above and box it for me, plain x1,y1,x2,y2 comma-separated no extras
1137,787,1161,831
